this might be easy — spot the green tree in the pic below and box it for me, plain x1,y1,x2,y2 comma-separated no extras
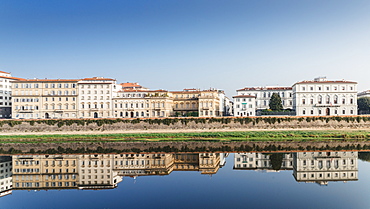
269,93,283,111
358,97,370,114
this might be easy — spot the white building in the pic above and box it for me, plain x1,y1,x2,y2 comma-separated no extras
232,95,256,116
293,77,358,116
0,71,24,118
236,87,293,110
78,77,119,118
293,151,358,185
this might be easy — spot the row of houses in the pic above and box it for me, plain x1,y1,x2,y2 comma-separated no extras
233,77,359,117
0,70,365,119
0,71,230,119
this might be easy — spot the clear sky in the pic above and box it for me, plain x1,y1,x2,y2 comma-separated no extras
1,0,370,97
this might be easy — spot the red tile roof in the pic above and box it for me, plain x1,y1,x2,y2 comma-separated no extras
119,89,168,93
82,77,115,81
120,82,142,88
232,95,256,98
12,78,79,82
0,76,26,81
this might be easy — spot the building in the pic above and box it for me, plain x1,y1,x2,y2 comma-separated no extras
293,151,358,185
232,95,256,116
11,79,79,119
236,86,293,110
78,77,119,118
0,71,24,118
358,90,370,98
171,89,225,117
293,77,358,116
113,89,173,118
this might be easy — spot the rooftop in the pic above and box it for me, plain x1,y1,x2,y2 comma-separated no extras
237,87,292,91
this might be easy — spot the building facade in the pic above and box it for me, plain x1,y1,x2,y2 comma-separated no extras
236,87,293,110
78,77,119,119
0,71,24,118
293,77,358,116
11,79,79,119
113,89,173,118
232,95,256,116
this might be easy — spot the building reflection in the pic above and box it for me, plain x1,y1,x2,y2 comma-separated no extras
233,151,359,185
0,150,362,196
4,152,226,194
292,151,358,185
233,153,293,171
0,156,12,197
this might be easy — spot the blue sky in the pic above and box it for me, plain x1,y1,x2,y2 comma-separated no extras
1,0,370,97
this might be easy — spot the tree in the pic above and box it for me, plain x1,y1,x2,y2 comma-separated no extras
269,93,283,111
358,97,370,114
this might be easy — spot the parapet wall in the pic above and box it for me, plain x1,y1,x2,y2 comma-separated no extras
0,116,370,133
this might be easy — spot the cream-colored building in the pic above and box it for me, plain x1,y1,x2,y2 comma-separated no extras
11,79,79,119
113,89,173,118
293,151,358,185
78,77,119,119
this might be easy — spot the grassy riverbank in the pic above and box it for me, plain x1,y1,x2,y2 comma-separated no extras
1,130,370,143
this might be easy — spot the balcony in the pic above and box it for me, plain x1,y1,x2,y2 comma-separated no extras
16,110,34,113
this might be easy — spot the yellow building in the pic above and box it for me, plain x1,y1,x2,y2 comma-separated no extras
171,89,223,117
113,89,173,118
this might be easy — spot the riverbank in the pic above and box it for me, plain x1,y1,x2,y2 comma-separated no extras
1,129,370,143
1,115,370,134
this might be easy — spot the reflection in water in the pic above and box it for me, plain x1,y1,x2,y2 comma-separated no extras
0,151,362,198
292,151,358,185
234,151,358,186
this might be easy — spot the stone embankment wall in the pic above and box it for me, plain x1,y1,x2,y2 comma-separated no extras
0,116,370,133
1,141,370,155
